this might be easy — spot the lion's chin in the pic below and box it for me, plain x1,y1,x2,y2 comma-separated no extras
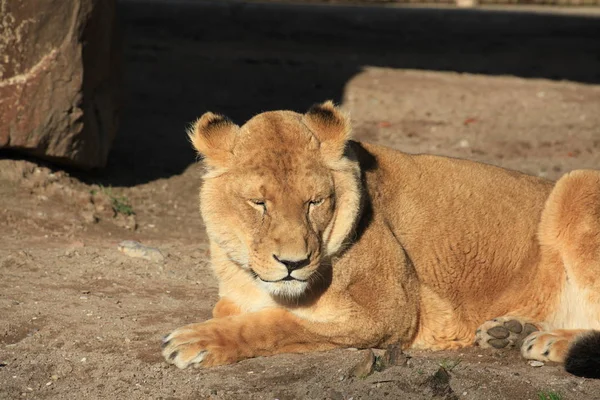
258,279,309,299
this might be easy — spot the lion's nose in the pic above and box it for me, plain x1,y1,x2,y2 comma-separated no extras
273,254,311,273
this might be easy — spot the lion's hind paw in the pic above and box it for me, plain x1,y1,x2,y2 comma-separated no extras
475,317,540,350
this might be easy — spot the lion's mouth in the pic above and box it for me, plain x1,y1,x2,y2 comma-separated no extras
249,269,308,283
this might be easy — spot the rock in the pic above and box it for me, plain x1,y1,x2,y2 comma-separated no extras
349,349,375,379
118,240,164,262
0,0,120,168
381,342,408,368
422,367,458,400
528,360,545,367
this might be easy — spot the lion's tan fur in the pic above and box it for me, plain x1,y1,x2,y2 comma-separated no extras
163,102,600,372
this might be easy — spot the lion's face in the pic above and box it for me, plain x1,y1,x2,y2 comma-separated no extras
191,102,362,298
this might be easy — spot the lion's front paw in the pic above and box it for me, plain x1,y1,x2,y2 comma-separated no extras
161,322,238,369
475,317,540,349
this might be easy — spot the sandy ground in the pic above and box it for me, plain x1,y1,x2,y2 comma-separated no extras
1,1,600,399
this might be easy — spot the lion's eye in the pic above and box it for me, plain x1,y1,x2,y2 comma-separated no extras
309,198,324,207
248,199,267,211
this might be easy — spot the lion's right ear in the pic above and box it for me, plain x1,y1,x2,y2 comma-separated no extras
188,112,239,169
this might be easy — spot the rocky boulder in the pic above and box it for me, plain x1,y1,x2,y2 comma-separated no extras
0,0,120,168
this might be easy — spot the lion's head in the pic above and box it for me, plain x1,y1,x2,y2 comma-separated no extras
189,101,362,298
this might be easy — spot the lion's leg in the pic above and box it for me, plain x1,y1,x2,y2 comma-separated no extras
162,308,382,369
513,170,600,378
538,170,600,329
474,316,542,349
212,297,242,318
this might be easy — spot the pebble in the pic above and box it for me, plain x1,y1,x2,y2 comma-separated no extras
349,349,375,378
528,360,544,367
117,241,164,262
381,343,408,368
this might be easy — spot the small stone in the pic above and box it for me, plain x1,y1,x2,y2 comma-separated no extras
51,375,58,381
528,360,544,367
349,349,375,378
422,367,457,399
117,240,164,263
381,343,408,369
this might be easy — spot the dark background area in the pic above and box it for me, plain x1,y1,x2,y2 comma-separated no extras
96,0,600,186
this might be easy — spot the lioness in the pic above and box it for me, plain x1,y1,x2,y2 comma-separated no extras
162,101,600,378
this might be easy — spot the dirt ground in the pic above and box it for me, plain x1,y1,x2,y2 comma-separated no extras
2,1,600,399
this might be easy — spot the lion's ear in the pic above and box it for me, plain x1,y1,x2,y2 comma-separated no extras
302,101,351,160
188,112,239,168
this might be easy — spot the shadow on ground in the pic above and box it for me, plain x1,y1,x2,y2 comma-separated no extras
85,0,600,186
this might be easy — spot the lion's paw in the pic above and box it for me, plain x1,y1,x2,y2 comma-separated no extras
520,331,570,362
161,322,237,369
475,317,539,350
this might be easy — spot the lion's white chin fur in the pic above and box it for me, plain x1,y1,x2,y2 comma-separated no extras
258,279,309,299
